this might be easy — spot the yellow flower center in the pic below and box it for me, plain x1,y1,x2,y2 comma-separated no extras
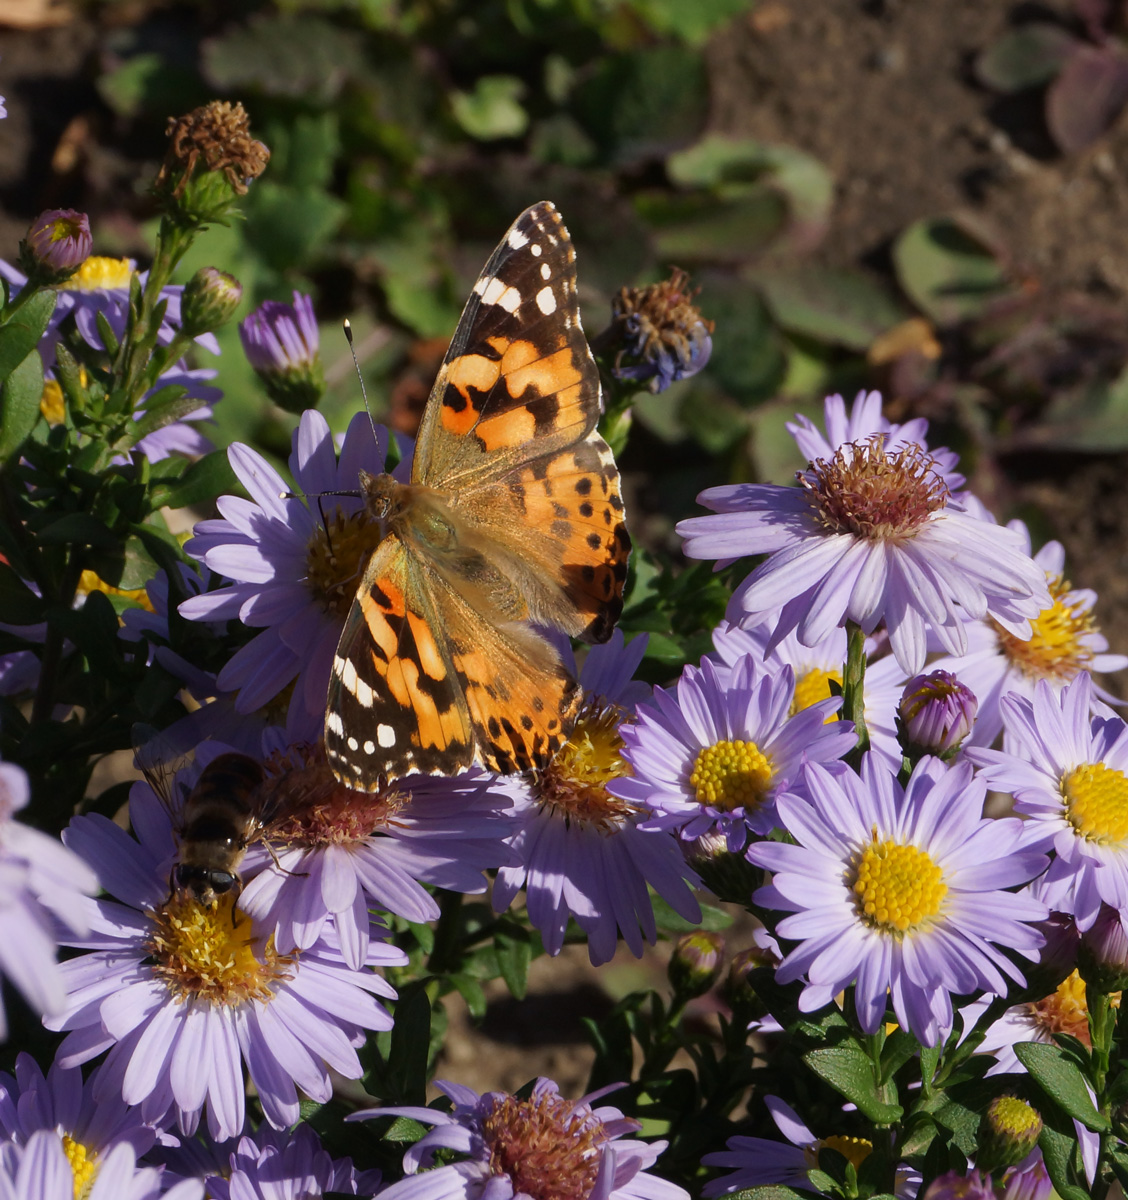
537,704,635,833
304,504,386,616
990,1095,1040,1140
851,832,947,933
1063,762,1128,844
1028,969,1120,1047
63,1135,97,1200
791,667,843,720
802,434,949,542
690,739,773,812
994,573,1095,683
40,378,66,425
814,1135,873,1171
57,255,134,292
77,569,155,613
146,893,294,1005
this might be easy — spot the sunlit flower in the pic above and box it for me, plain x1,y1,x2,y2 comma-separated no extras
612,656,855,851
350,1077,688,1200
46,801,404,1141
969,673,1128,930
678,395,1050,676
748,754,1049,1045
179,408,396,733
930,523,1126,748
22,208,91,275
204,1124,379,1199
0,760,98,1037
239,291,324,413
492,632,701,966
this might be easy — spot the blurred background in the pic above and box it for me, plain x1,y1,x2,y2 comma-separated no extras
5,0,1128,1089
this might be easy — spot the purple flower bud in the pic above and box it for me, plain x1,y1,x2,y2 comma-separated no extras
898,669,977,756
21,209,92,277
238,291,324,413
922,1168,996,1200
1079,903,1128,993
603,268,713,394
668,930,725,998
182,267,242,337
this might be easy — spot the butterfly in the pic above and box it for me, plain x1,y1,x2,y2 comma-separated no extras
324,201,631,788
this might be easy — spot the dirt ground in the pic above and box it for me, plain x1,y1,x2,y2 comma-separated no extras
5,0,1128,1095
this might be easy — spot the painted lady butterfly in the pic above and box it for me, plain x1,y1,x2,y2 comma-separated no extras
325,202,631,787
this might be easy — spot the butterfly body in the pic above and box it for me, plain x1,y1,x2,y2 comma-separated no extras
326,202,630,787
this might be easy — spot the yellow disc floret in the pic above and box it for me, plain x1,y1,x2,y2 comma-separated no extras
537,703,636,833
63,1135,98,1200
851,832,947,933
995,573,1095,683
57,256,134,292
690,740,773,812
1063,762,1128,844
791,667,843,719
817,1135,873,1171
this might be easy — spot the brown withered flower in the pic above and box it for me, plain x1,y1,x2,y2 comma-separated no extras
156,101,270,201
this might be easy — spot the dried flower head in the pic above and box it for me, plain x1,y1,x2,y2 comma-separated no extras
157,101,270,199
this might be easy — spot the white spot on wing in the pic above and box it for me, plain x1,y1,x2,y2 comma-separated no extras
535,286,556,315
508,227,529,249
540,263,551,280
531,244,543,257
377,724,396,748
363,740,376,755
347,737,359,751
326,711,344,735
479,276,522,313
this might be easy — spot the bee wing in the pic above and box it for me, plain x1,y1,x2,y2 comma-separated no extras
131,722,195,821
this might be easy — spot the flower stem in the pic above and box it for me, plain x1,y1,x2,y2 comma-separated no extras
842,620,870,768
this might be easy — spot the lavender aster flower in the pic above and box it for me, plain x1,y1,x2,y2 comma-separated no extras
491,632,701,966
0,760,98,1036
46,799,405,1142
969,674,1128,930
930,521,1127,748
237,739,516,969
678,396,1050,676
350,1077,688,1200
179,408,394,733
0,1129,203,1200
612,656,856,852
748,754,1049,1045
205,1124,379,1199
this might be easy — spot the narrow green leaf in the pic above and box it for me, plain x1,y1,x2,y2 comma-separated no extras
385,983,432,1105
449,973,487,1020
1014,1041,1109,1131
0,349,44,461
36,513,119,549
493,922,532,1000
1038,1123,1088,1200
0,289,55,379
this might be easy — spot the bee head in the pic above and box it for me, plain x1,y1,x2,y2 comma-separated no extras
171,863,242,909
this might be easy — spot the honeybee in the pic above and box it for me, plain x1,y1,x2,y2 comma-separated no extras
134,730,271,908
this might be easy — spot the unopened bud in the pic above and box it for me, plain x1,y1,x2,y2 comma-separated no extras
1079,903,1128,994
668,930,724,998
18,208,92,283
721,932,780,1016
239,291,324,413
978,1096,1042,1173
182,267,243,337
898,670,977,758
682,831,761,905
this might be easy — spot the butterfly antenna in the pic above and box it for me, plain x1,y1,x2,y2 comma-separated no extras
343,319,381,447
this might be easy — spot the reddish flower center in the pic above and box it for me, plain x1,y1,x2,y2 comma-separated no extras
801,435,949,541
535,703,636,833
481,1090,611,1200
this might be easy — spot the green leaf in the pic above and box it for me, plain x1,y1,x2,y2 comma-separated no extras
96,51,203,119
1038,1123,1088,1200
975,25,1080,93
449,973,487,1020
697,276,786,402
723,1188,813,1200
892,216,1010,325
0,349,44,462
384,983,432,1105
629,0,750,45
880,1029,921,1084
493,921,532,1000
36,513,119,549
1014,1041,1109,1130
640,190,787,263
243,183,348,271
450,75,529,140
0,289,55,380
149,450,237,510
0,563,45,623
753,267,908,351
804,1043,903,1123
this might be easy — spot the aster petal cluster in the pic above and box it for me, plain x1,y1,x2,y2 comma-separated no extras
748,754,1049,1045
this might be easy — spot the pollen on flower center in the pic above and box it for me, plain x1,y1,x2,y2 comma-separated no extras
791,667,843,719
995,573,1095,682
690,740,773,813
56,255,134,291
809,1134,873,1172
536,704,636,832
481,1090,610,1200
801,434,949,542
1029,969,1119,1047
62,1135,97,1200
305,504,386,615
147,893,294,1005
1063,762,1128,844
850,832,947,933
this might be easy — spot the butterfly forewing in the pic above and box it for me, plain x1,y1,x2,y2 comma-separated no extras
325,201,629,788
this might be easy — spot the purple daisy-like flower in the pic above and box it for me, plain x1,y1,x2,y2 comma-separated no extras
677,398,1050,677
702,1095,920,1198
612,655,856,852
350,1077,688,1200
710,613,906,770
0,1129,203,1200
490,633,700,966
23,209,92,274
179,408,396,732
930,522,1127,748
235,738,516,970
748,754,1049,1045
204,1124,380,1200
45,799,405,1142
968,673,1128,930
0,760,98,1036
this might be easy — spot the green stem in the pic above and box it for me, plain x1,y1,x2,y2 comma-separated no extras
0,280,49,325
842,620,870,768
426,890,464,976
